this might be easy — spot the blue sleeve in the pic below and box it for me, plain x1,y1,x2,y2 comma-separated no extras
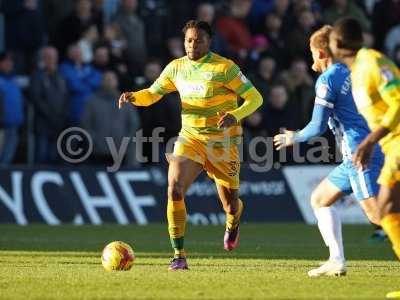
314,72,337,108
293,104,332,143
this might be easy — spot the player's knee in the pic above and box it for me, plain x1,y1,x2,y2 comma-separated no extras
310,190,325,209
367,212,381,225
168,181,184,201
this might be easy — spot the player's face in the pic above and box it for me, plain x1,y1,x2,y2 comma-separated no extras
311,47,327,73
184,28,211,60
310,47,323,73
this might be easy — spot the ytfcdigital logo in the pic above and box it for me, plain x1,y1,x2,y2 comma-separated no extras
57,127,341,172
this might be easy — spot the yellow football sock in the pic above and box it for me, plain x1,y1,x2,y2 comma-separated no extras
167,199,187,258
226,199,244,231
381,213,400,259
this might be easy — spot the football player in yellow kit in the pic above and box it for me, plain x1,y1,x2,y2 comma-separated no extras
329,17,400,297
118,20,263,270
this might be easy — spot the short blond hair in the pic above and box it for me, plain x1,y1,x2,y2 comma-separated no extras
310,25,333,55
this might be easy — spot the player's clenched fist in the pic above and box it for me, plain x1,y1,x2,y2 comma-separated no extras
118,92,135,109
217,112,237,128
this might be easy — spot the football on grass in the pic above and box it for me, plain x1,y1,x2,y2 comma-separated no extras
101,241,135,271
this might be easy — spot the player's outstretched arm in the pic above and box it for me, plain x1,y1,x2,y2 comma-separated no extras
274,103,331,150
118,89,163,109
119,62,177,109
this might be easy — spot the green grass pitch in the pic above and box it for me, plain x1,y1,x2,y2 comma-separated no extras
0,224,399,299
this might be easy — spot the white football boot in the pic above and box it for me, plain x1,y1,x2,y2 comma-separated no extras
308,260,347,277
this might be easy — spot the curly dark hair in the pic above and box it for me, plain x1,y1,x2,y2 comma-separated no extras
182,20,213,38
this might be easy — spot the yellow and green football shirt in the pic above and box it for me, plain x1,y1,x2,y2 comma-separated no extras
131,52,262,145
351,48,400,150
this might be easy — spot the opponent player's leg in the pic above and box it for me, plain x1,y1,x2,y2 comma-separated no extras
379,182,400,259
215,184,243,251
167,155,203,270
308,162,354,277
309,178,347,276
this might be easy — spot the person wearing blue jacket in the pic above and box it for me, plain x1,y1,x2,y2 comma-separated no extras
60,43,102,124
0,52,24,164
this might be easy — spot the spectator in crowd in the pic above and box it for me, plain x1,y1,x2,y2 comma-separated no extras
247,0,274,33
285,9,317,64
78,24,100,64
92,44,111,73
4,0,44,74
247,35,269,71
196,2,229,56
54,0,103,58
372,0,400,50
1,0,400,167
216,0,253,64
264,82,302,163
264,82,301,137
102,22,127,59
0,52,24,165
271,0,292,34
30,46,69,164
250,55,277,100
60,43,102,125
81,70,140,166
292,0,322,21
243,56,276,138
384,24,400,60
102,0,122,23
101,23,132,90
166,0,202,36
139,0,169,58
262,12,287,69
113,0,147,74
92,0,106,26
42,0,75,42
92,44,131,91
135,60,180,163
322,0,371,31
279,57,314,126
164,36,185,63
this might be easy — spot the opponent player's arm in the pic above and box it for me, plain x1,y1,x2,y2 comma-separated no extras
274,76,336,149
293,104,332,143
373,69,400,141
273,102,331,150
353,61,400,169
224,64,263,122
360,64,400,144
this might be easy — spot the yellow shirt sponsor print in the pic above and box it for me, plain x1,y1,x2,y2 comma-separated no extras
148,52,257,144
